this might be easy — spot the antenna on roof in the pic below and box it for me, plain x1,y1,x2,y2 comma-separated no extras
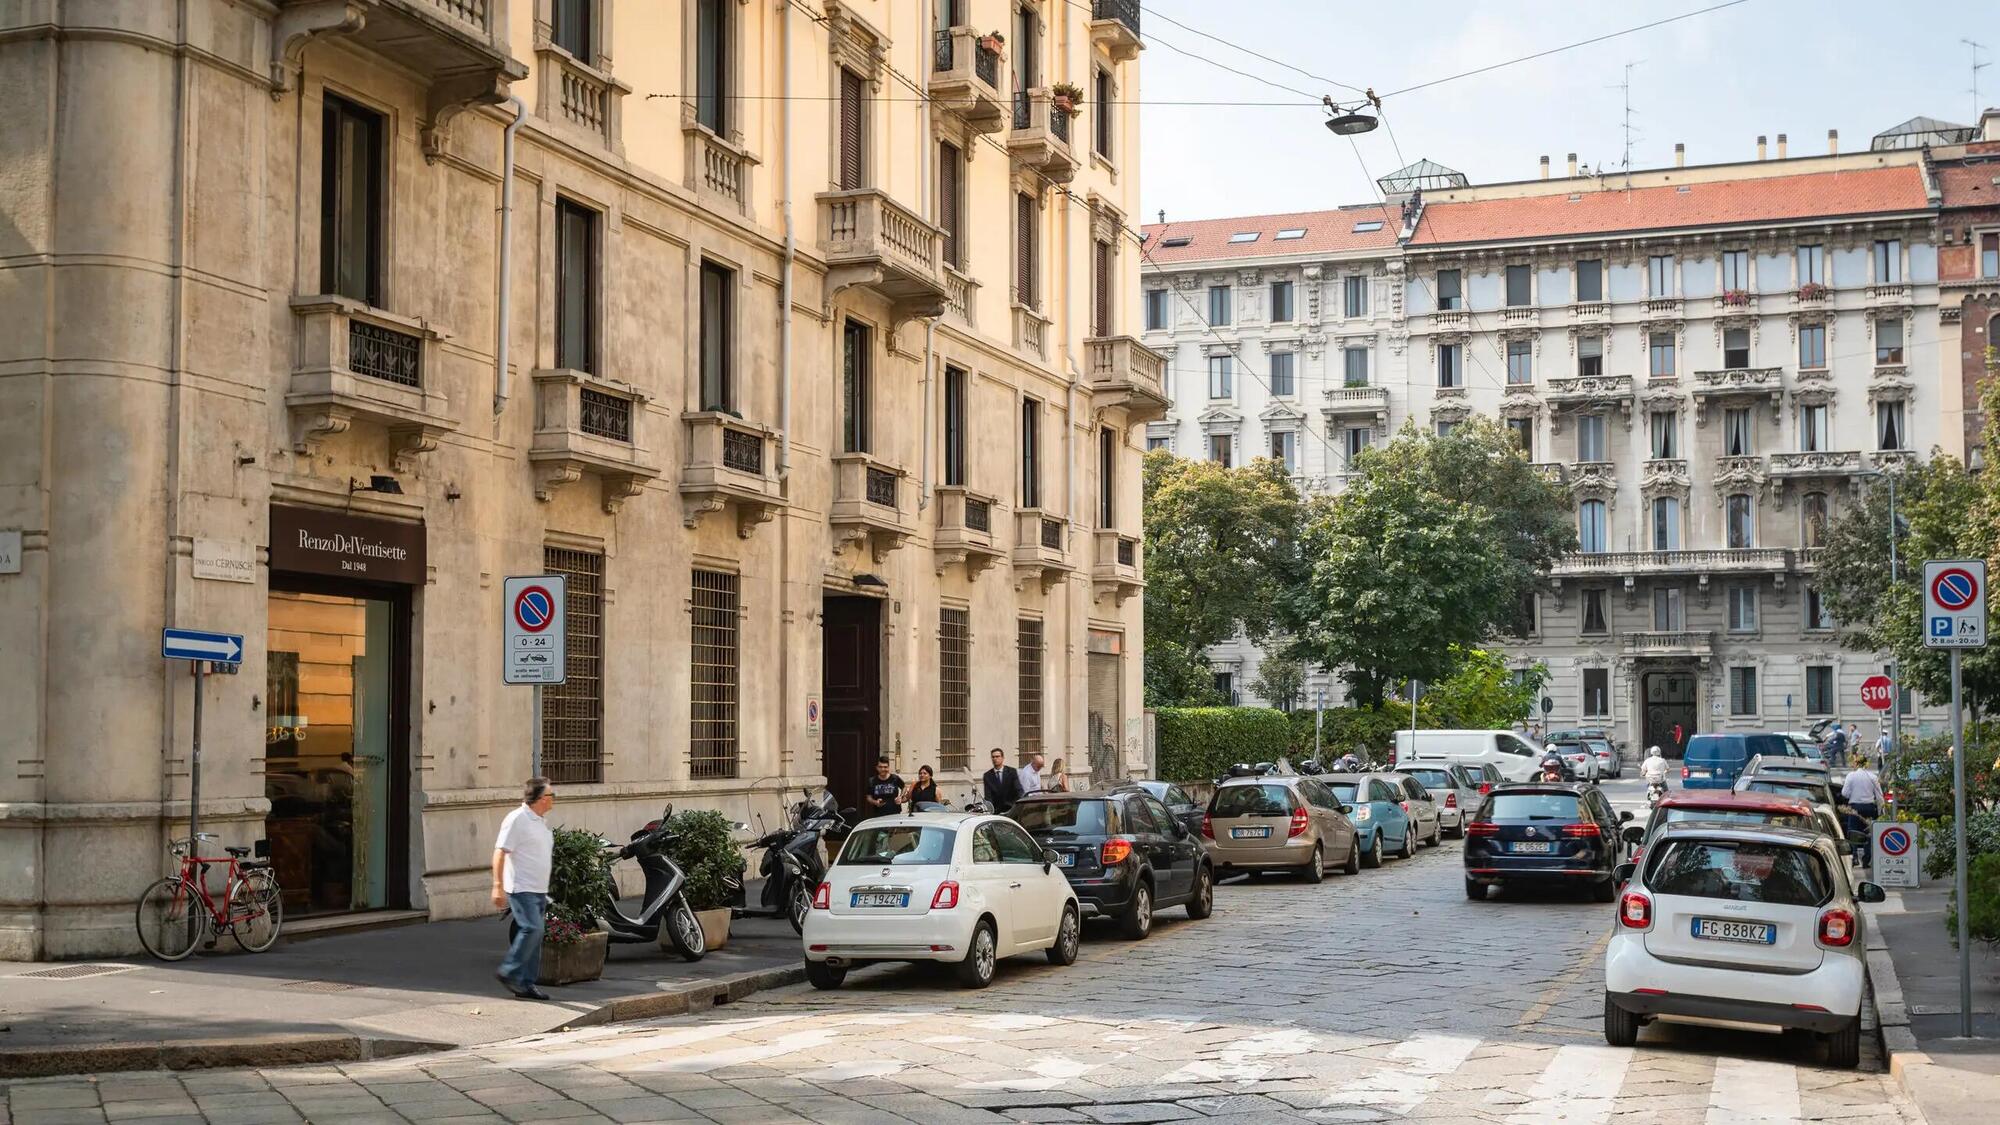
1610,61,1643,189
1965,39,1989,126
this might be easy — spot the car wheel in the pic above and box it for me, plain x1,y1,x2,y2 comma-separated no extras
1446,818,1464,840
1397,825,1416,859
1603,994,1640,1047
1426,819,1442,847
956,921,998,988
1823,1016,1861,1068
1119,880,1154,940
1361,831,1383,869
1592,876,1617,903
1299,844,1324,884
804,958,846,991
1047,905,1080,965
1464,877,1485,901
1342,838,1361,875
1185,865,1214,919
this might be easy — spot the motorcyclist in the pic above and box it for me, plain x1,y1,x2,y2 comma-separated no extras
1539,748,1567,782
1336,752,1361,773
1641,745,1669,804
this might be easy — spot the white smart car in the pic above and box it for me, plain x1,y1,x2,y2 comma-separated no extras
802,811,1081,990
1603,824,1885,1067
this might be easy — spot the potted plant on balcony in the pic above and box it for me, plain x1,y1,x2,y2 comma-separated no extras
540,826,612,985
1050,81,1086,117
1797,281,1830,301
1720,288,1750,308
979,29,1005,54
661,809,745,951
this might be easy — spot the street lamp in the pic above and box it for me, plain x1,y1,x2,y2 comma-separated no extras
1321,94,1380,136
1855,467,1908,798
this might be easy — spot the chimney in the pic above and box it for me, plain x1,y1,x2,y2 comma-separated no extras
1540,155,1550,180
1757,135,1767,160
1567,152,1578,177
1777,133,1788,159
1674,143,1685,168
1828,128,1839,154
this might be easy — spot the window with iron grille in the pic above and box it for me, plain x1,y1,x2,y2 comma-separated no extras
1018,618,1043,757
940,608,971,770
348,320,421,387
722,427,762,474
542,547,604,783
689,568,740,780
321,95,384,307
556,197,598,374
578,388,631,442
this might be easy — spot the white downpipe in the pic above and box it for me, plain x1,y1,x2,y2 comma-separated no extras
491,95,527,416
918,319,937,510
778,0,794,480
916,0,935,511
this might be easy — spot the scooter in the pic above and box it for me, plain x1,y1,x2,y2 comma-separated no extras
736,789,840,935
1645,780,1667,808
601,805,708,961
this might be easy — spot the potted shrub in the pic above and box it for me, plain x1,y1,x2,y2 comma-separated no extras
1797,281,1829,301
978,29,1005,54
1720,288,1750,308
1050,81,1085,117
662,809,745,951
541,826,612,985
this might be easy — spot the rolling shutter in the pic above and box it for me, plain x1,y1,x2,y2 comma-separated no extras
839,68,864,190
1016,193,1037,308
940,142,961,268
1093,240,1112,337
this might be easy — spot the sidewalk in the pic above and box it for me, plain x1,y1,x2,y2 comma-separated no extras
1866,879,2000,1125
0,906,805,1078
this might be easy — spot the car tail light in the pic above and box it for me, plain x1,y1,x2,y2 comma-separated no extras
1478,782,1493,794
1399,800,1411,814
931,881,960,910
1100,838,1133,866
1618,891,1652,930
1818,907,1856,948
1465,821,1498,837
1201,813,1214,839
1561,822,1602,838
1681,765,1690,779
1444,793,1457,809
1288,806,1310,839
811,882,830,910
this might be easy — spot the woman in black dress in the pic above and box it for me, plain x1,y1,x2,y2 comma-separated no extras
907,765,945,808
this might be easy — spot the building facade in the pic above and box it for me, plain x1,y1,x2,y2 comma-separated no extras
1144,131,1958,748
0,0,1160,958
1927,110,2000,465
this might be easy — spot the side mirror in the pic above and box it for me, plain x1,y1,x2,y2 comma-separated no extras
1621,825,1645,845
1856,881,1887,904
1619,810,1634,823
1042,847,1061,871
1338,804,1354,815
1614,862,1636,885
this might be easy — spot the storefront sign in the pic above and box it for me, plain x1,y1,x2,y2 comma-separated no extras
192,538,257,583
269,505,425,584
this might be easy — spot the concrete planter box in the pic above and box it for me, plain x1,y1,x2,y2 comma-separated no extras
697,908,732,951
538,930,608,985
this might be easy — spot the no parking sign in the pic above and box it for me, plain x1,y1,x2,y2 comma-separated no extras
503,575,567,685
1873,822,1920,888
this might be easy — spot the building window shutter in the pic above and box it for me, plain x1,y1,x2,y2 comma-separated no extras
1016,193,1037,308
939,142,962,269
838,67,865,190
1093,240,1112,337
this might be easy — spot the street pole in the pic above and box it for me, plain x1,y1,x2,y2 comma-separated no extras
1313,688,1325,761
1408,678,1419,755
188,661,205,847
1887,472,1901,804
532,683,544,776
1950,647,1971,1038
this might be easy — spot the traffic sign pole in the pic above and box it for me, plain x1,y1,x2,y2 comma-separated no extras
189,661,205,849
1951,648,1971,1038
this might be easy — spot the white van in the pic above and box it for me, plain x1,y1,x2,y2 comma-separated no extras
1393,729,1546,783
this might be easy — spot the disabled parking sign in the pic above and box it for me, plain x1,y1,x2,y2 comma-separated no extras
1872,822,1919,888
1923,561,1986,649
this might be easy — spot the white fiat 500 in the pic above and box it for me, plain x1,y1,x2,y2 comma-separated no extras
1604,824,1885,1068
802,812,1081,990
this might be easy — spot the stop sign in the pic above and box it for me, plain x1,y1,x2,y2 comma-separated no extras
1859,674,1894,712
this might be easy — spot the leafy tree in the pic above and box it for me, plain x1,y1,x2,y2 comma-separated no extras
1423,646,1548,730
1145,640,1224,708
1251,654,1307,711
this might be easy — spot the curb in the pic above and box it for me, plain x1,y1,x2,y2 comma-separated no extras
563,963,807,1031
1864,911,1933,1122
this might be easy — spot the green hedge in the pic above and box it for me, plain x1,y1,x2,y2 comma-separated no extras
1155,707,1292,783
1285,704,1419,763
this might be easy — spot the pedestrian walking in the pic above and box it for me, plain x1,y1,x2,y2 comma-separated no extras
492,777,556,1001
982,748,1023,812
862,757,905,818
1020,752,1046,796
1823,722,1848,769
1841,757,1884,821
1046,758,1071,793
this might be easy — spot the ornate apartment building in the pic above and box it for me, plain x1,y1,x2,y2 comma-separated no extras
0,0,1161,958
1144,127,1962,751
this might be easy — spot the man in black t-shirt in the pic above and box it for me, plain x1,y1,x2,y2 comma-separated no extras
863,757,905,818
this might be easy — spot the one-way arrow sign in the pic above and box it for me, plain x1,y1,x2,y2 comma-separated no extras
162,627,244,664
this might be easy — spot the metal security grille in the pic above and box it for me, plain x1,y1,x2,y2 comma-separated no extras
939,609,971,771
690,569,740,779
578,389,631,442
1017,619,1043,757
964,497,990,533
722,427,763,474
1040,517,1063,550
1117,538,1135,566
348,320,421,387
866,467,898,508
932,28,953,72
542,547,603,783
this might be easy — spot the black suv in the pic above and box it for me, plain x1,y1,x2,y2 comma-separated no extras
1462,782,1631,902
1008,788,1213,939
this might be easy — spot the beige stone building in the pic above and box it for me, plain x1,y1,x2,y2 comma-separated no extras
0,0,1160,958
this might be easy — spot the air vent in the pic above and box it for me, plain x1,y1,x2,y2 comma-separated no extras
18,964,140,981
1161,236,1193,247
1567,193,1583,202
284,979,362,993
1228,232,1260,243
1274,228,1307,240
1676,185,1693,194
1352,221,1385,233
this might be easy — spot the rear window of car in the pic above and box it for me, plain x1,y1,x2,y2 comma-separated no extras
1741,780,1824,801
837,826,956,866
1211,784,1295,817
1646,839,1832,906
1485,793,1582,820
1324,783,1360,803
1010,799,1112,836
1663,808,1812,832
1405,769,1454,789
1685,736,1746,764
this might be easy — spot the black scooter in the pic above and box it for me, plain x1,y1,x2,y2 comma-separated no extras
602,805,708,961
736,789,841,935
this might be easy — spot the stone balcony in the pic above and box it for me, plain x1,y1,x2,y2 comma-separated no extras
286,294,455,471
1570,301,1611,324
831,453,914,561
680,412,783,537
1014,304,1051,362
1322,385,1391,431
1768,450,1865,479
1867,283,1913,306
1088,0,1144,61
1007,89,1077,183
1622,630,1715,660
1086,336,1169,422
931,487,1004,579
1432,308,1469,330
529,369,660,513
1544,374,1635,408
817,189,947,321
1691,367,1784,421
1012,508,1072,591
1553,548,1796,579
1092,529,1144,604
1642,297,1683,317
929,28,1007,133
1501,306,1539,327
536,47,628,152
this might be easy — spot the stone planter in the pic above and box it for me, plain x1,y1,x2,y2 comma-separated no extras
538,929,608,985
696,908,731,951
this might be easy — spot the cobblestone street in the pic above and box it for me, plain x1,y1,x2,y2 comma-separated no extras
0,784,1922,1125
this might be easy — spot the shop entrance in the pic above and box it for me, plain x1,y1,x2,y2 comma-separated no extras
1642,670,1699,760
821,595,883,812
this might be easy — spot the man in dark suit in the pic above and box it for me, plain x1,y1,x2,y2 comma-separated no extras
982,747,1023,812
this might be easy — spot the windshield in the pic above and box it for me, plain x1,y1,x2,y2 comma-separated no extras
836,826,956,866
1662,808,1813,832
1010,800,1112,836
1211,784,1295,818
1486,793,1582,820
1647,839,1832,906
1740,780,1824,802
1404,770,1454,789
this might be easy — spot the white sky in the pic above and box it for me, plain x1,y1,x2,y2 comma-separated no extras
1136,0,2000,223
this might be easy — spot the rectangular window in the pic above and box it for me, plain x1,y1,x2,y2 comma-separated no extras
1578,499,1607,553
1654,586,1685,631
1343,426,1370,462
698,260,732,411
555,198,598,374
943,365,968,487
1506,416,1533,459
1797,243,1824,285
1799,323,1827,368
1648,254,1674,297
1729,667,1759,716
1021,397,1042,507
542,546,604,783
1093,67,1113,157
689,568,740,780
1726,493,1754,548
1213,671,1234,703
1800,404,1828,452
1143,289,1168,331
1806,587,1834,630
695,0,729,133
1582,589,1608,635
1877,318,1904,364
1505,264,1531,306
1269,352,1295,396
1344,275,1368,318
1092,239,1113,337
1651,496,1681,550
939,608,970,770
1208,285,1232,325
1803,491,1831,547
1099,426,1116,527
1015,192,1039,308
1649,411,1677,459
1017,619,1043,757
1575,259,1603,301
1583,668,1609,718
1578,335,1603,377
1806,666,1834,716
1145,435,1169,452
1875,239,1902,283
1722,249,1749,292
1724,407,1753,456
1272,280,1296,323
1344,347,1369,386
1648,331,1675,378
1506,340,1533,384
1985,233,2000,279
1439,343,1462,387
1208,433,1233,467
553,0,593,62
1270,429,1297,472
1728,586,1758,632
320,94,385,306
1576,413,1607,462
1207,354,1232,398
1877,400,1906,451
1436,420,1457,437
1436,269,1462,310
838,67,867,190
1724,327,1750,369
842,319,871,453
939,141,963,269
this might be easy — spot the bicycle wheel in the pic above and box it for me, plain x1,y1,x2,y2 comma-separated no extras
229,870,284,953
135,877,207,961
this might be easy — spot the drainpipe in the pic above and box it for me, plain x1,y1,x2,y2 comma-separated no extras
778,0,794,480
491,95,527,416
918,319,937,510
915,2,934,511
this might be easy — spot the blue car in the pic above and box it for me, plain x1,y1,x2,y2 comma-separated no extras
1315,773,1435,868
1681,733,1794,790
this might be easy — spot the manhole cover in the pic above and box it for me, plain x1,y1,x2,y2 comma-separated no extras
17,964,140,980
283,979,361,993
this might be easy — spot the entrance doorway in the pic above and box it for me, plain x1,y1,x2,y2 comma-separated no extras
821,595,883,811
1086,630,1124,787
264,581,411,916
1642,670,1699,760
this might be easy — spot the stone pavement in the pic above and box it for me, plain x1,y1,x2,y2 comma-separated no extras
1870,878,2000,1125
0,780,1928,1124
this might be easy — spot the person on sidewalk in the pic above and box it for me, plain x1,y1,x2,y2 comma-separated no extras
1823,722,1849,769
1841,757,1885,869
1045,758,1072,793
1020,752,1046,796
862,757,905,819
982,748,1023,812
492,777,556,1001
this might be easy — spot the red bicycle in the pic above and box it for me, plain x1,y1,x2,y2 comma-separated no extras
134,834,284,960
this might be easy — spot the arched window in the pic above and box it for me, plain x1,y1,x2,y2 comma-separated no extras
1802,492,1830,548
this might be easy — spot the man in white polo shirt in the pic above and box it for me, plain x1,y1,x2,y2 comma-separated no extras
492,776,556,1000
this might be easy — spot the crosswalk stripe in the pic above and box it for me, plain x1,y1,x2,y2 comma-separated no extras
1312,1032,1482,1116
1506,1044,1631,1125
1705,1056,1801,1125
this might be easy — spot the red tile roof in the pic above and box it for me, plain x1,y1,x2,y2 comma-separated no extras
1140,205,1400,265
1938,158,2000,208
1410,166,1929,246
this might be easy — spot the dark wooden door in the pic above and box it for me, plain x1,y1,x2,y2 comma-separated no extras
1644,671,1698,760
822,596,882,812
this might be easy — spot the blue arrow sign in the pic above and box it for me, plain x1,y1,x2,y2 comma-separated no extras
162,627,243,664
